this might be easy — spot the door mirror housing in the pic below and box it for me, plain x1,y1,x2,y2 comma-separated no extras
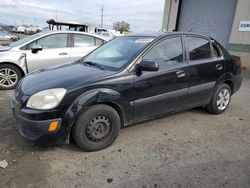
137,60,159,72
31,44,43,53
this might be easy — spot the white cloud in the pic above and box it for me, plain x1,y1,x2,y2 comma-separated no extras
0,0,165,32
0,0,73,14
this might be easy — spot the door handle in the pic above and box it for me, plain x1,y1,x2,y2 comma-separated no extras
216,64,223,70
59,52,68,55
176,70,186,78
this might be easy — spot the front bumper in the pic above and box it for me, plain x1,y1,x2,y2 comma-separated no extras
14,114,61,140
11,95,66,142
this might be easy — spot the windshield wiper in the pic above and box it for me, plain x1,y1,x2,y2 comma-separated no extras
83,61,104,70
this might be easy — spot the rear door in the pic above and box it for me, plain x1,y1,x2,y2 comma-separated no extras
185,35,225,107
25,33,70,72
70,34,104,62
132,36,189,121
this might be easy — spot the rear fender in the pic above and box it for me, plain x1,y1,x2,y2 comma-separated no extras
212,72,236,97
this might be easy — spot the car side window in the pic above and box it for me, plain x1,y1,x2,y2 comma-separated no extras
212,43,221,58
27,34,68,49
143,37,183,68
74,34,95,47
187,37,212,61
95,38,104,46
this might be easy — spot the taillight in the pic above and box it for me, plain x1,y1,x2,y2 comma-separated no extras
236,59,246,71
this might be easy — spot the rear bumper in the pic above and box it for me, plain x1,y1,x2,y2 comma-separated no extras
232,74,242,94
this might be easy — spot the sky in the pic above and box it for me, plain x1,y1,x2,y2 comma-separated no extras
0,0,165,32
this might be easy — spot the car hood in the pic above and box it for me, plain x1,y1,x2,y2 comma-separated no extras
20,62,115,95
0,46,11,52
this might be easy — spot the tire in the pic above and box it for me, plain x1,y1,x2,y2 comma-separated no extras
206,84,231,114
0,64,22,90
72,104,121,151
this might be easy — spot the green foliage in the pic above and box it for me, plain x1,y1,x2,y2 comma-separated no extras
113,21,130,33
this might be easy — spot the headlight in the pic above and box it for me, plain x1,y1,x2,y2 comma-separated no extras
26,88,67,110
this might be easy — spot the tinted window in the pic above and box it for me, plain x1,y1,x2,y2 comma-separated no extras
74,34,94,47
187,37,211,61
27,34,68,49
143,37,183,67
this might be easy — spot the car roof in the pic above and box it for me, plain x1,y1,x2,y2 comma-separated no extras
127,31,211,40
40,30,108,41
128,32,165,38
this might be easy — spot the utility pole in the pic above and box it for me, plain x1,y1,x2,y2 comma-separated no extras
100,4,104,28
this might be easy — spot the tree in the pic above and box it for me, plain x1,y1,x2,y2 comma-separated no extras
113,21,130,33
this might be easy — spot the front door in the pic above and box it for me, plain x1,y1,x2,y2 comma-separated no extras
132,36,189,121
25,33,70,73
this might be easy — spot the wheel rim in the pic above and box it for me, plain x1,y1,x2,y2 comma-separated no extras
0,68,18,88
216,88,230,111
86,115,112,142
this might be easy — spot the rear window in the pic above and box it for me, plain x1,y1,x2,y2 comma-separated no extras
74,34,95,47
187,37,212,61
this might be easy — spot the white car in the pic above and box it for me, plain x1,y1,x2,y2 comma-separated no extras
0,31,107,89
0,31,18,41
96,31,114,40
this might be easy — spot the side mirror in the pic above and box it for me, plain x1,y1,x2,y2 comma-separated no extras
31,44,43,53
137,60,159,72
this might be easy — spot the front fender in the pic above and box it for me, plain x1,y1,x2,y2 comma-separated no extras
62,88,131,143
0,52,27,74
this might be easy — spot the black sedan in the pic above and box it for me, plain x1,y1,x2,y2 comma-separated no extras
12,32,243,151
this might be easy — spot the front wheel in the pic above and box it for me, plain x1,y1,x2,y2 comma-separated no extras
0,64,22,90
72,104,121,151
206,84,231,114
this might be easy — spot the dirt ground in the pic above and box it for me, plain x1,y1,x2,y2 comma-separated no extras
0,71,250,188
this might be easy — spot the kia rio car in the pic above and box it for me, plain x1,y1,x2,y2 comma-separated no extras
12,32,243,151
0,31,107,90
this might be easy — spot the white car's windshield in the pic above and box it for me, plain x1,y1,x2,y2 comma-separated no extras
83,36,155,70
9,32,44,47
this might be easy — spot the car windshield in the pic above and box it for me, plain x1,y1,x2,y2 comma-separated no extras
83,36,155,70
9,32,44,47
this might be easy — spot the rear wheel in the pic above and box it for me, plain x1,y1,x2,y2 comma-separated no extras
0,64,22,90
72,104,121,151
206,84,231,114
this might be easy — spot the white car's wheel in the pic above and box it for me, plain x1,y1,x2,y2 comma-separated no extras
0,64,22,90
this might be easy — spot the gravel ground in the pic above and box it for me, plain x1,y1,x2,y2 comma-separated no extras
0,71,250,188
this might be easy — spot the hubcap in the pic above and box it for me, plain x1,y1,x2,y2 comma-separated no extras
0,68,18,88
216,88,230,111
86,115,111,142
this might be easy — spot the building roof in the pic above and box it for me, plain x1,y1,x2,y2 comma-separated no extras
46,19,89,27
